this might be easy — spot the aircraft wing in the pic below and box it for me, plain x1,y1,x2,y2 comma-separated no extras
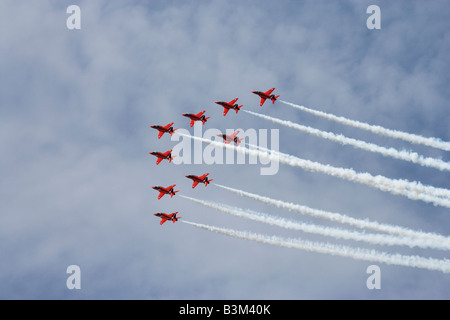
190,119,195,127
160,218,167,225
229,98,238,105
192,181,200,189
158,131,164,139
163,150,172,157
157,192,165,200
229,131,240,138
223,108,230,116
196,111,206,117
156,157,163,165
265,88,275,95
259,97,267,106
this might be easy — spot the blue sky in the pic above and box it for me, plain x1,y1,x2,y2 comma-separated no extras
0,0,449,299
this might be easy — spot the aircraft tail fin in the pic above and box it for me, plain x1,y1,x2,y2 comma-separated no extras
235,105,243,114
170,128,178,136
236,138,244,146
272,95,280,103
202,117,210,125
205,179,213,186
172,212,180,223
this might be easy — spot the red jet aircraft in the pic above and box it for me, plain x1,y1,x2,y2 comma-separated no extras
214,98,243,116
185,173,213,189
182,110,210,127
149,149,175,165
217,131,244,146
154,212,181,225
152,184,179,200
150,122,178,139
252,88,280,106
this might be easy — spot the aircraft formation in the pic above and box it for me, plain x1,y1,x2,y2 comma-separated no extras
149,88,279,225
147,84,450,275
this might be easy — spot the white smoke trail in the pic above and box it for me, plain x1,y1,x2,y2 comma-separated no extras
243,109,450,172
214,184,450,244
181,195,450,250
280,100,450,152
176,132,450,207
276,150,450,201
182,220,450,273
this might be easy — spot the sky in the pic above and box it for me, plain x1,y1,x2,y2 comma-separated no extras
0,0,449,299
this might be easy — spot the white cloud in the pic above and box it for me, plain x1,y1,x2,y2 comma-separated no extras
0,0,449,299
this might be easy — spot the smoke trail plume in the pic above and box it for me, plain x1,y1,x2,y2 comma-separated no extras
181,195,450,250
176,132,450,208
214,184,450,244
243,109,450,172
182,220,450,273
280,100,450,152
